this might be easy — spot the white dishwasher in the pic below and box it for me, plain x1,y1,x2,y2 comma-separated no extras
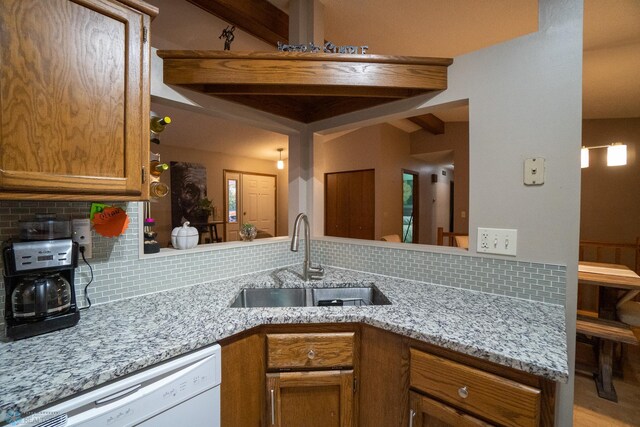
20,345,221,427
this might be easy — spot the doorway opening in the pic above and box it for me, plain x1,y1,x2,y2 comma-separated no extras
224,170,277,242
402,171,419,243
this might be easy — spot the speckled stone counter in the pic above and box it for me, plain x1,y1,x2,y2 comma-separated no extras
0,266,568,417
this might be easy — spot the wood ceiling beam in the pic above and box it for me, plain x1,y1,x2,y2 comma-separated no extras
408,113,445,135
185,0,289,46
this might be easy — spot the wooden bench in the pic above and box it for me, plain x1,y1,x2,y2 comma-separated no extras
576,315,639,402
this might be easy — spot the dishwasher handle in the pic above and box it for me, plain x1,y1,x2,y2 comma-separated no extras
95,384,142,406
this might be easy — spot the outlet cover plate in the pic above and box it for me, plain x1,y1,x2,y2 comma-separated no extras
72,218,92,259
477,227,517,256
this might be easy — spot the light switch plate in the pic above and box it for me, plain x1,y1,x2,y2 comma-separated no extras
477,227,517,256
524,157,545,185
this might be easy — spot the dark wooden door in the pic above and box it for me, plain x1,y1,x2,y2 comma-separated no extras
325,170,374,240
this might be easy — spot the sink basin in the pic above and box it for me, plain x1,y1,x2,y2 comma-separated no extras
229,288,307,308
229,286,391,308
312,287,391,307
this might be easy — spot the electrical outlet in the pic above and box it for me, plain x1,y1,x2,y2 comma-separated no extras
72,218,92,259
477,227,517,256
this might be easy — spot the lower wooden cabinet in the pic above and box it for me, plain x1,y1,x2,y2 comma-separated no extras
410,348,541,427
220,325,556,427
267,370,354,427
409,391,493,427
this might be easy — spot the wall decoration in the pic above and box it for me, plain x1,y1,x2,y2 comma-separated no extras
277,41,368,54
219,25,235,50
170,162,208,229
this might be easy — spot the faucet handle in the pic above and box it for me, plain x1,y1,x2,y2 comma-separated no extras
308,263,324,279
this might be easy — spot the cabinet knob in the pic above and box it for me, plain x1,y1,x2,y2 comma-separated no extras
458,386,469,399
307,349,316,360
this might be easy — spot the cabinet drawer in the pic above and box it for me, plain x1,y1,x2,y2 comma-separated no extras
267,333,354,369
410,349,540,427
410,391,493,427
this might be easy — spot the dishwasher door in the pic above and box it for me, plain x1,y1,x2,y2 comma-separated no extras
136,387,219,427
23,345,221,427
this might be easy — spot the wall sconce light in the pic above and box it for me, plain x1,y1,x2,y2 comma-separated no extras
607,143,627,167
277,148,284,170
580,143,627,168
581,147,589,168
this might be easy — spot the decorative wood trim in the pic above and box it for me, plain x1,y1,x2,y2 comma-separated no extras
185,0,289,46
117,0,159,18
408,113,445,134
157,50,452,123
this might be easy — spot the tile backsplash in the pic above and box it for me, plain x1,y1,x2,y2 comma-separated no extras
313,239,566,305
1,201,566,327
0,201,302,324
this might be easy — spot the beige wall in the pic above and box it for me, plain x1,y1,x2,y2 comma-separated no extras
411,122,470,236
151,144,288,246
581,118,640,247
315,124,439,242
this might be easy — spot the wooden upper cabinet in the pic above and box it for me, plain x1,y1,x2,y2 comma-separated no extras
0,0,155,200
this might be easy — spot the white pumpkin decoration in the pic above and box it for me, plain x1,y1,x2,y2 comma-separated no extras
171,221,199,249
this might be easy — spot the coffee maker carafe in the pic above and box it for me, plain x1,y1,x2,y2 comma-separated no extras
3,239,80,340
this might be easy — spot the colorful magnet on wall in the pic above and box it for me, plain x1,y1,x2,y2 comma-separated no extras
91,205,130,238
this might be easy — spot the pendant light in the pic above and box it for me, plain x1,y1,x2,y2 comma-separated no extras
277,148,284,170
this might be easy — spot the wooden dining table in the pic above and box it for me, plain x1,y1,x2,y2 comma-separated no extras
577,261,640,401
578,261,640,320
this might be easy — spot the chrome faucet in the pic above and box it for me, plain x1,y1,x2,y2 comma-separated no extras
290,213,324,281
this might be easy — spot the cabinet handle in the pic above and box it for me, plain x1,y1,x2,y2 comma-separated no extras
307,349,316,360
458,386,469,399
409,409,415,427
270,388,275,425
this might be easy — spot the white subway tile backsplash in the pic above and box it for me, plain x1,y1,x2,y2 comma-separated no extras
1,201,566,327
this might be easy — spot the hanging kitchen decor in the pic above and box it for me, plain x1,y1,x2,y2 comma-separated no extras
90,203,130,238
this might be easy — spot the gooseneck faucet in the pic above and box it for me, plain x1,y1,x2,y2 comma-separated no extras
290,213,324,281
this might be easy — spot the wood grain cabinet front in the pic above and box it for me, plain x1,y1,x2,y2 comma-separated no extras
267,370,354,427
410,349,541,427
267,332,355,370
409,391,493,427
0,0,156,200
266,331,357,427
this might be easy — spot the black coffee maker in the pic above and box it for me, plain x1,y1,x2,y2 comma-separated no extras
3,230,81,340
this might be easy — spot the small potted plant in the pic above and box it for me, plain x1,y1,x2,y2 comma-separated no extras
239,222,257,241
191,197,213,223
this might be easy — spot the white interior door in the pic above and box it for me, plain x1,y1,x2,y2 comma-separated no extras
224,171,240,242
242,174,276,237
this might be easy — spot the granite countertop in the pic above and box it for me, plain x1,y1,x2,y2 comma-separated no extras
0,266,568,417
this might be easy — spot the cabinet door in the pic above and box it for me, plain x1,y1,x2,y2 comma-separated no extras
0,0,149,199
409,392,493,427
267,370,354,427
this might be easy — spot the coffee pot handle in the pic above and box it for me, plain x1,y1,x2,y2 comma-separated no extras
35,278,48,316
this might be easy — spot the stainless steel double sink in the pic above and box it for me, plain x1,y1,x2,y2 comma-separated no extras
230,286,391,308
